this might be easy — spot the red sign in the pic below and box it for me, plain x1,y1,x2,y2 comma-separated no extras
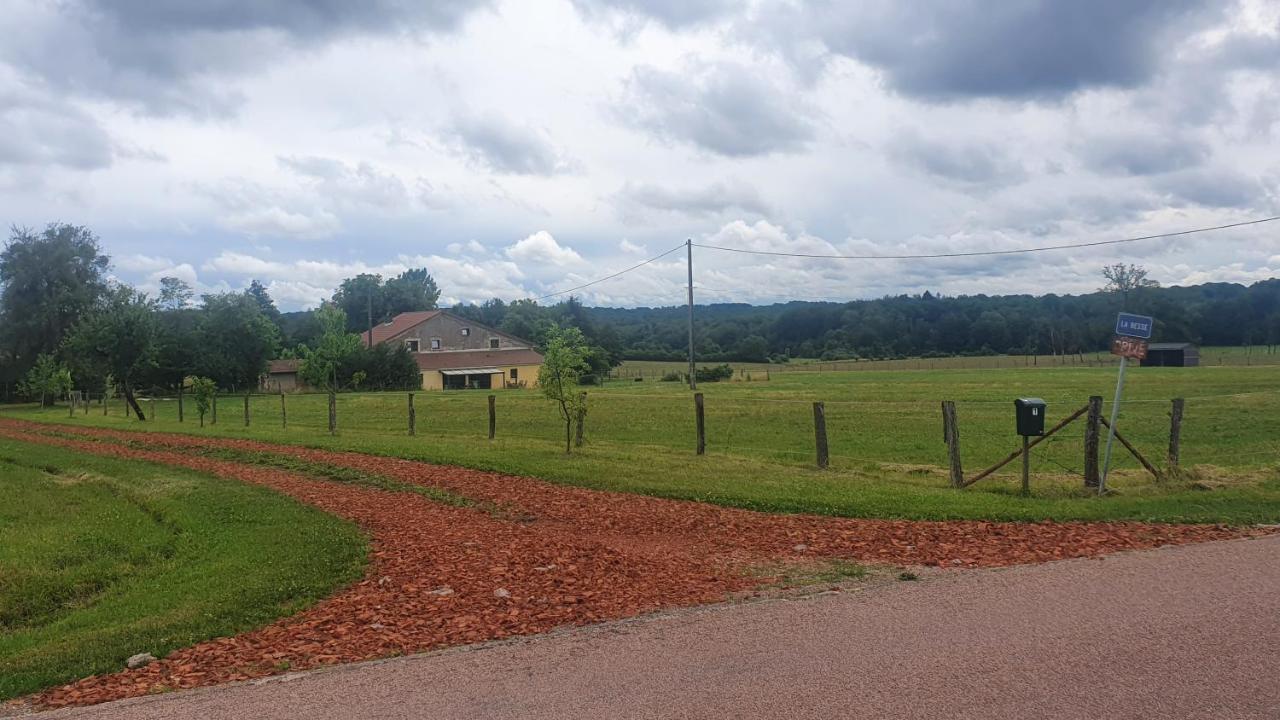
1110,335,1148,360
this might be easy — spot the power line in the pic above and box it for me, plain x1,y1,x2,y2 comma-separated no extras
691,216,1280,260
532,242,685,302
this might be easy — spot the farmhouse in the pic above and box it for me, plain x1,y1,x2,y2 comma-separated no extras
264,310,543,391
363,310,543,390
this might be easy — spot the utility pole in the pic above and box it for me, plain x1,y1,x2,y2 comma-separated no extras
366,289,374,348
686,238,696,390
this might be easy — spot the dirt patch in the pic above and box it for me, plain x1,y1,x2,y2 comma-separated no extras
0,419,1269,710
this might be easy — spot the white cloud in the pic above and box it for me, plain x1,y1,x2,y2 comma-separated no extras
504,230,585,267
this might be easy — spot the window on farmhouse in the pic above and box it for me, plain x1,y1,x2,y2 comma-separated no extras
461,328,470,336
489,338,500,349
404,339,419,352
511,368,518,380
430,338,441,350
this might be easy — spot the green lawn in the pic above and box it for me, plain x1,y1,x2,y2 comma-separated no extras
6,364,1279,525
0,439,367,701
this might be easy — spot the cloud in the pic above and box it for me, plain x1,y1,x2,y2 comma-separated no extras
615,179,770,219
220,205,342,241
1153,168,1266,209
444,114,572,175
0,79,113,171
888,130,1027,188
201,249,529,309
620,61,814,157
791,0,1215,101
504,231,585,267
0,0,492,116
1075,131,1211,176
278,155,415,210
569,0,736,30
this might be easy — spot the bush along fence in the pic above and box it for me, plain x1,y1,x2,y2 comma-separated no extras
51,389,1216,491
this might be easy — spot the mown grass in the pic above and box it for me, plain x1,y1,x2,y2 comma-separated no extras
0,438,367,701
5,364,1280,524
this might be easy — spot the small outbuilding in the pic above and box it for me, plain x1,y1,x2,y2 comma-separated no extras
1140,342,1199,367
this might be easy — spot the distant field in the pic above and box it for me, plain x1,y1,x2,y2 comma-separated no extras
6,362,1280,524
612,345,1280,377
0,439,366,700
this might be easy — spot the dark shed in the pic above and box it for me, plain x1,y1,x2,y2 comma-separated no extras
1141,343,1199,367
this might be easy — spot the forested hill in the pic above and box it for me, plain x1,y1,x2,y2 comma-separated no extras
280,278,1279,364
581,279,1280,362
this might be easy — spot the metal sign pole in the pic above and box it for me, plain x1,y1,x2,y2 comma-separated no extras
1100,354,1128,494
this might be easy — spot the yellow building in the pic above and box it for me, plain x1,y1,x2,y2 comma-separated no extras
361,310,543,391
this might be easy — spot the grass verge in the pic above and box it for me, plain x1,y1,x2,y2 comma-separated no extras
0,438,367,701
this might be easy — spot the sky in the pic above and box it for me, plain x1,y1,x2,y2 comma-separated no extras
2,0,1278,311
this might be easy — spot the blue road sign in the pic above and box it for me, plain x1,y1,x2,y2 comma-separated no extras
1115,312,1154,339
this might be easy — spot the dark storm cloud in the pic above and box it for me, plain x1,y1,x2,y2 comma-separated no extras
794,0,1215,100
1,0,490,116
445,115,570,176
1076,132,1211,176
888,131,1027,187
621,62,814,157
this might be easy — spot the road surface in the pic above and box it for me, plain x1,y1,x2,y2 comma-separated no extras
37,535,1280,719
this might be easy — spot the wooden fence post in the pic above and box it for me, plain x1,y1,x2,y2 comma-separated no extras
177,386,184,423
941,401,963,488
1168,398,1184,476
280,391,287,429
83,391,88,415
1084,395,1102,488
328,391,337,435
813,401,829,469
149,397,155,421
574,392,586,448
124,396,131,418
407,393,415,436
103,393,108,416
1021,435,1031,497
488,394,496,440
68,393,75,418
694,392,706,455
212,394,217,425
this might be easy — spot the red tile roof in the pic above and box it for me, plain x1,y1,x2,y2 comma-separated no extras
360,310,442,346
415,348,543,371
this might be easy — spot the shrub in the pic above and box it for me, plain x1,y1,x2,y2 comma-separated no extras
694,364,734,383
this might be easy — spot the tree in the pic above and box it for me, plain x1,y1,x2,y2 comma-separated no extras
384,268,440,316
1101,263,1160,310
194,292,280,390
332,273,386,334
332,268,440,333
20,353,72,406
158,277,194,310
246,280,281,322
298,303,361,390
538,325,590,454
190,376,216,427
63,286,158,419
0,224,110,380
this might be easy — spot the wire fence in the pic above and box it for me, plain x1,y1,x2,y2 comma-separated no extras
38,383,1280,487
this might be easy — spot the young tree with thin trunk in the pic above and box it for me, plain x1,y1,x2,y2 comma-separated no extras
538,325,590,454
63,287,158,420
191,376,216,427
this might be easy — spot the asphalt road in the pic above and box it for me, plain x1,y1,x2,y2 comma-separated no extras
39,535,1280,720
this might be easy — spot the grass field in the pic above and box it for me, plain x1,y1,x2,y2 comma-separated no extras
0,438,367,701
6,363,1279,524
611,345,1280,377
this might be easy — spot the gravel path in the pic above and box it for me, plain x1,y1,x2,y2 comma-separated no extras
34,534,1280,720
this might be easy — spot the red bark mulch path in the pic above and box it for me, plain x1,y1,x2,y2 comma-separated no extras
0,419,1267,710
